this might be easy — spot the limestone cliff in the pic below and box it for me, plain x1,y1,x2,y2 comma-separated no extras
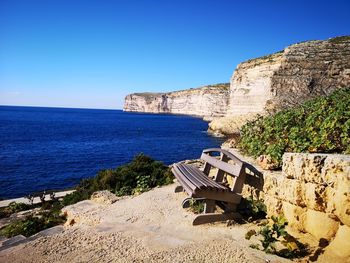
210,36,350,135
123,84,230,118
124,36,350,130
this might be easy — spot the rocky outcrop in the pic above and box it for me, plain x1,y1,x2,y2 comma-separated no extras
236,151,350,261
209,36,350,135
123,84,230,118
228,36,350,116
123,36,350,133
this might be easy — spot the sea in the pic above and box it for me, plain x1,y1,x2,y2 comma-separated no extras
0,106,225,199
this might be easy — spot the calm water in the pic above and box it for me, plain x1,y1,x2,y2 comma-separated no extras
0,106,224,199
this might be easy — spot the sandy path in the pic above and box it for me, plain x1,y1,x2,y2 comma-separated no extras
0,184,289,263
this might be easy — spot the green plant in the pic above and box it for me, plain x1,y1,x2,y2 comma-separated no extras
245,229,257,240
239,88,350,167
238,197,267,220
260,215,288,252
0,209,66,238
0,202,35,219
188,199,205,214
63,153,174,204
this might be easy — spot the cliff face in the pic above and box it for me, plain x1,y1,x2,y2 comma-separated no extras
123,36,350,128
123,84,230,118
228,36,350,116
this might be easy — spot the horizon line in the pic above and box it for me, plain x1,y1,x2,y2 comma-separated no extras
0,104,123,111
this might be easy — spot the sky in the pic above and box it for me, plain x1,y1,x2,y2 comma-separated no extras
0,0,349,109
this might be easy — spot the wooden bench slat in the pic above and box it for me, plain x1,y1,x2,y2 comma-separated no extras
202,148,243,165
172,148,248,225
182,164,228,191
172,165,197,193
200,153,242,177
176,164,206,190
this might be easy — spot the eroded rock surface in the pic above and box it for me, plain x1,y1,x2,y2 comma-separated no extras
123,84,230,118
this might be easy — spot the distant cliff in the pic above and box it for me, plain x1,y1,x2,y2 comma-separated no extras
123,83,230,118
123,36,350,131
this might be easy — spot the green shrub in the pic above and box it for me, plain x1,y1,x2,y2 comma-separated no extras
188,198,205,214
239,88,350,167
63,153,174,205
0,202,33,219
246,215,308,258
238,197,267,220
0,210,66,238
0,154,173,238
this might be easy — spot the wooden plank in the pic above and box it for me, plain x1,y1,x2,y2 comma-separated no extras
196,188,242,203
172,166,197,195
202,148,243,165
200,153,242,177
176,164,204,189
183,165,227,191
192,212,242,225
182,164,218,189
231,166,247,193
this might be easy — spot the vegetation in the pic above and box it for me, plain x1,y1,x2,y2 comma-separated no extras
238,197,267,220
246,215,308,259
245,50,283,65
239,88,350,167
187,198,205,214
0,154,173,238
0,201,65,238
0,202,34,219
62,153,173,205
329,35,350,44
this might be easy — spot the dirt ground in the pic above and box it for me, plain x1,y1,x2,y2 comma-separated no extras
0,184,290,263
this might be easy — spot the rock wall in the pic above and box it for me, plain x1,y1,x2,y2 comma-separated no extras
228,36,350,116
123,84,230,118
240,152,350,261
209,36,350,135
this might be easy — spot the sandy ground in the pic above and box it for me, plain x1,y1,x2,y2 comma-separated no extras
0,184,290,263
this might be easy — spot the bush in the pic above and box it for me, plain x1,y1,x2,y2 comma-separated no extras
0,209,66,238
1,154,173,238
62,153,174,205
239,88,350,167
238,197,267,220
246,215,308,259
0,202,33,219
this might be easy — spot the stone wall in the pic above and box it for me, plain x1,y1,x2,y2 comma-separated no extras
241,152,350,260
123,84,230,118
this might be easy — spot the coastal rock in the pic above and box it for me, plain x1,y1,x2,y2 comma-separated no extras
256,155,280,170
124,37,350,138
123,83,230,118
322,225,350,260
90,190,119,205
227,36,350,117
207,113,258,135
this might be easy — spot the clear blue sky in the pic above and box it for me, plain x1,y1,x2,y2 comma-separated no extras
1,0,349,109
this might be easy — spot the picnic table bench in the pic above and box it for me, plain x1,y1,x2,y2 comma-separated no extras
172,148,247,225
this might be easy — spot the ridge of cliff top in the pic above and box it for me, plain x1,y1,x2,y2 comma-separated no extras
240,35,350,66
129,83,230,97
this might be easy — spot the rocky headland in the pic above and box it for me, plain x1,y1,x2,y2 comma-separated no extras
123,83,230,119
124,36,350,135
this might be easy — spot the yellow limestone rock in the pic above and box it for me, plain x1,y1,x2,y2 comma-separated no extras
324,224,350,259
304,209,339,240
282,201,306,231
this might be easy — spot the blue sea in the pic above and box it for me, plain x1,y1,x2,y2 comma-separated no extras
0,106,224,199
